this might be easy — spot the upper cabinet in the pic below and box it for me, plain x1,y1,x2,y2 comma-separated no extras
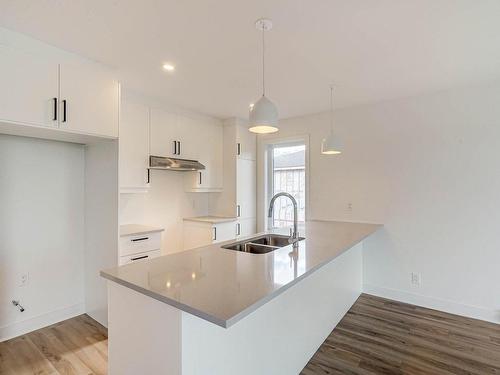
119,98,150,193
0,46,58,128
150,109,199,160
150,107,223,192
184,120,223,192
0,44,119,139
150,108,178,158
59,62,119,138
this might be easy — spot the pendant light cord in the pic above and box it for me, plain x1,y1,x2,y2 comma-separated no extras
262,26,266,97
330,85,334,132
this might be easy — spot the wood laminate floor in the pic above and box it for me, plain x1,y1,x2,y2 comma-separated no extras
301,294,500,375
1,295,499,374
0,314,107,375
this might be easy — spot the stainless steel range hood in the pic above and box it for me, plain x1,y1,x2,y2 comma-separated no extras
149,155,205,171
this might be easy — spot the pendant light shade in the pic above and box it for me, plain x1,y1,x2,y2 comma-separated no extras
321,84,342,155
321,133,343,155
248,96,279,134
249,18,279,134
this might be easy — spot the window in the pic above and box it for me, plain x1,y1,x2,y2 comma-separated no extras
268,142,306,228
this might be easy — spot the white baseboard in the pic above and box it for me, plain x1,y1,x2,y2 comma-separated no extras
363,284,500,324
0,303,85,342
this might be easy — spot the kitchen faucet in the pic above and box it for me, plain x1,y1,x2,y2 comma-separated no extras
268,192,299,243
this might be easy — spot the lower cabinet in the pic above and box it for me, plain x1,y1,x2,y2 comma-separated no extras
183,220,237,250
236,218,256,238
119,230,162,265
119,249,161,266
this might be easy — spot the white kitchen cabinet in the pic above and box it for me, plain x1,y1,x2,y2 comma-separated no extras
236,158,257,220
59,61,119,138
176,114,200,161
212,118,257,237
0,44,119,139
236,123,257,161
119,98,150,193
119,225,163,265
184,121,223,192
150,109,199,160
150,108,179,158
237,217,257,238
183,220,236,250
0,45,58,128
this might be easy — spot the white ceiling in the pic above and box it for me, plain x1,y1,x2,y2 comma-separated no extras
1,0,499,120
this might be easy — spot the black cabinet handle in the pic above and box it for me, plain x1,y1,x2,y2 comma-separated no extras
213,227,217,241
236,223,241,236
173,140,177,155
199,171,202,185
130,255,148,261
52,98,58,121
131,237,149,242
62,100,67,122
237,142,241,156
177,141,181,155
237,205,241,217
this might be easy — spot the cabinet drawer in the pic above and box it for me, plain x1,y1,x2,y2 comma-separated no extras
119,231,161,256
119,249,161,266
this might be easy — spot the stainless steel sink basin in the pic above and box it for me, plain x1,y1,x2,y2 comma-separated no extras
222,234,305,254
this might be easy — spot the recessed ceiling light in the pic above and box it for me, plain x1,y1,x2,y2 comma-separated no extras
162,63,175,72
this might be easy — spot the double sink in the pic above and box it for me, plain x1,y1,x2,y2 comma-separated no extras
222,234,305,254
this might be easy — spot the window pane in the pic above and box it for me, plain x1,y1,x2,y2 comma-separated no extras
272,144,305,228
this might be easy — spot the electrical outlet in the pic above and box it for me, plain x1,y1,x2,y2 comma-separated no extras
19,273,29,287
411,272,421,286
347,202,353,212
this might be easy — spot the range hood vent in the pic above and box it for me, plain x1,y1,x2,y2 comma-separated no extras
149,155,205,171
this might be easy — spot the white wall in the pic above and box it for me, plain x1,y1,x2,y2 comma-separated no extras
0,134,85,340
84,140,119,327
257,82,500,323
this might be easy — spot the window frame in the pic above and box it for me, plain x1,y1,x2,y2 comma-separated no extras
260,134,310,231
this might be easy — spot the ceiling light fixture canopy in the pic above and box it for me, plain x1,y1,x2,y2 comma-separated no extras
321,84,342,155
248,18,279,134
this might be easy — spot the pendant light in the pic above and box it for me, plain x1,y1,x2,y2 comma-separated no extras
248,18,279,134
321,85,342,155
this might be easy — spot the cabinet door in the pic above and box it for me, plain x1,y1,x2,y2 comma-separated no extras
0,45,58,128
150,108,178,157
237,218,256,238
176,114,199,160
184,121,223,192
214,222,236,243
236,158,256,219
119,99,150,192
59,62,119,137
202,122,223,189
236,123,256,161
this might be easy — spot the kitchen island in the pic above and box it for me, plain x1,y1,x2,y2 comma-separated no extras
101,220,381,375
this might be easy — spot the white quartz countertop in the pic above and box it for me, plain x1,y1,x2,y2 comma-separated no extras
120,224,164,237
183,216,237,224
102,220,381,328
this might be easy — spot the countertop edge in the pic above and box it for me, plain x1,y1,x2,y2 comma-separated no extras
183,217,237,224
119,228,165,237
100,270,229,328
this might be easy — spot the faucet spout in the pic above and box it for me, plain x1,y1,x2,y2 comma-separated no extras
268,192,299,242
